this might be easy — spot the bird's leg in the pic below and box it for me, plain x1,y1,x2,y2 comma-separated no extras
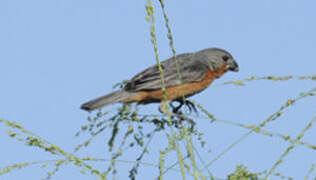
171,101,184,114
182,99,198,114
172,99,198,114
159,101,196,127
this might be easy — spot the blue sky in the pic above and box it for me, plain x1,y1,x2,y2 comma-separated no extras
1,0,316,179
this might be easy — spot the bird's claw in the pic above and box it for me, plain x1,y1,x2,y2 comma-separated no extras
171,99,198,114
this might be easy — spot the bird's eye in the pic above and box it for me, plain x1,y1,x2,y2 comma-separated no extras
222,55,229,62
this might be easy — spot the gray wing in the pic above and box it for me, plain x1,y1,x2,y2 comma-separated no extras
124,53,208,91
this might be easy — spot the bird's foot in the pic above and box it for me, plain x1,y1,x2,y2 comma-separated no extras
171,99,198,114
160,101,196,130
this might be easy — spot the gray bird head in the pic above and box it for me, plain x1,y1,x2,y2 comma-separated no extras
197,48,239,72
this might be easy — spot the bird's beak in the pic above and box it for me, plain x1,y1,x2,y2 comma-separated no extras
229,60,239,72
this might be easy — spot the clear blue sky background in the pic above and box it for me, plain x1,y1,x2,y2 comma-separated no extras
1,0,316,179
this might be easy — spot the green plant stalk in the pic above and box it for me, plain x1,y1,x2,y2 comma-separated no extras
218,75,316,87
195,112,316,151
145,0,166,98
145,1,186,179
265,117,316,179
304,163,315,180
202,86,316,172
158,1,202,179
0,118,107,179
192,146,215,180
158,151,165,180
174,137,187,180
158,0,182,85
184,129,201,180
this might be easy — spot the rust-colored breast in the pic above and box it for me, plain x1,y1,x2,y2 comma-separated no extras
122,65,228,103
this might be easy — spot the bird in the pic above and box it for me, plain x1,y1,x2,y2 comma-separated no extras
81,47,239,122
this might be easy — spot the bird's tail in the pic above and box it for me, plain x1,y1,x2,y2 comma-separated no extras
81,90,136,112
